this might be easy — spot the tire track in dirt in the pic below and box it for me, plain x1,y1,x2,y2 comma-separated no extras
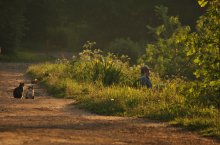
0,62,219,145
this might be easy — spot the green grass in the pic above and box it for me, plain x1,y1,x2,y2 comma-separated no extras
171,115,220,138
27,52,220,139
0,50,55,62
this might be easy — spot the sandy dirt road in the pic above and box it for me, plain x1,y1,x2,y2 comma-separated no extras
0,62,219,145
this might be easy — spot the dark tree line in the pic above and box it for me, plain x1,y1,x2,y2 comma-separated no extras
0,0,26,52
0,0,204,53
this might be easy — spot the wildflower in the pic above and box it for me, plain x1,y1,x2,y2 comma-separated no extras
111,98,114,101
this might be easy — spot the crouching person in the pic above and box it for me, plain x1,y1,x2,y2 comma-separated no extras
140,65,152,88
25,86,34,99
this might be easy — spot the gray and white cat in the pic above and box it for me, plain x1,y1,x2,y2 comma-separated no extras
25,86,34,99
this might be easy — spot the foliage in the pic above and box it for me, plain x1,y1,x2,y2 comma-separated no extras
186,0,220,107
106,38,142,63
0,0,26,51
198,0,208,7
67,48,140,86
140,6,193,78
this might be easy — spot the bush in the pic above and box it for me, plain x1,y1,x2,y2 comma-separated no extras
106,38,142,63
67,49,140,86
140,5,193,78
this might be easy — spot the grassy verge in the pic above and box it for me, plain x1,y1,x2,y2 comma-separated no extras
0,50,55,62
27,50,220,139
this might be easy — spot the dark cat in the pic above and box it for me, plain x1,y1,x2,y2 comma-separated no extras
13,82,24,98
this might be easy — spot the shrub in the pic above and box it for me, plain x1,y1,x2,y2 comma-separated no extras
106,38,142,63
67,49,141,86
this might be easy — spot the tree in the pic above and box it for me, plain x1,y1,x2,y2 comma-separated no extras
0,0,26,53
140,6,192,78
186,0,220,106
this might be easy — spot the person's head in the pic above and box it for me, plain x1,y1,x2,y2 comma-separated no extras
19,82,24,87
141,65,150,76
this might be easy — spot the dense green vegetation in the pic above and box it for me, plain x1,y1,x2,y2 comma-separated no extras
139,5,192,78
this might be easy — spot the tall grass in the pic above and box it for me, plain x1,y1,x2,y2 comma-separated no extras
27,49,220,139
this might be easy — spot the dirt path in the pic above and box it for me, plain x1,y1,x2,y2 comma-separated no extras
0,62,219,145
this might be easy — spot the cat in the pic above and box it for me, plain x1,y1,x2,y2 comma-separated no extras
13,82,24,98
25,85,34,99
